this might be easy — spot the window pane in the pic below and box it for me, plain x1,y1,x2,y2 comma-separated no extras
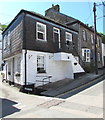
37,22,46,41
38,24,45,32
37,55,45,73
38,32,44,40
82,30,86,40
91,34,94,44
54,28,59,33
66,32,72,42
0,41,2,49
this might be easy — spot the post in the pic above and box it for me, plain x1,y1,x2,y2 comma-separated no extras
93,2,98,74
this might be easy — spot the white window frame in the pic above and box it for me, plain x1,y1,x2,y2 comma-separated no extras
8,31,11,46
0,40,2,50
82,30,86,41
3,35,6,50
82,48,91,62
53,27,60,48
97,37,100,46
98,53,101,62
65,32,72,43
91,34,94,44
36,22,46,41
37,55,46,73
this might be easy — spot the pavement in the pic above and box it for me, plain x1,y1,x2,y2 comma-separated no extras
0,71,104,118
41,69,105,97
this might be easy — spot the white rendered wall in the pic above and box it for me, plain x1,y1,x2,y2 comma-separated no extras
5,53,24,85
26,50,74,87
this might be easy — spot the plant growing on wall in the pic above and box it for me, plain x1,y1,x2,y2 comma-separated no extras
0,23,8,31
99,33,105,44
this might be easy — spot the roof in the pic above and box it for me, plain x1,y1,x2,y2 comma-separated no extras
2,9,78,34
45,8,101,37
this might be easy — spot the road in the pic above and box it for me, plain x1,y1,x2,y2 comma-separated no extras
0,73,104,118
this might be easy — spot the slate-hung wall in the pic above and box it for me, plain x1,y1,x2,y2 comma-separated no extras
2,10,78,61
23,13,78,54
2,14,24,59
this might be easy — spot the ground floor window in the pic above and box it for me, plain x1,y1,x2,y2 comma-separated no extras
37,55,46,73
82,48,90,62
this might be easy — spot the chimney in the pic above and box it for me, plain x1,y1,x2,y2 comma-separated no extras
45,4,60,16
51,4,60,12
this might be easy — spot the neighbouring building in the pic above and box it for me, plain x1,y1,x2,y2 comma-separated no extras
2,9,84,87
45,4,103,72
0,30,2,70
102,43,105,67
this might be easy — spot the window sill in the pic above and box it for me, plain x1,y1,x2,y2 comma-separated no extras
37,39,47,42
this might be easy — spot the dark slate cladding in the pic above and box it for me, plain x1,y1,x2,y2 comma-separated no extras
23,13,78,53
2,14,24,59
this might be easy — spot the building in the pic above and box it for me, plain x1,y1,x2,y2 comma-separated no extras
0,30,3,70
45,5,103,72
102,43,105,67
2,9,84,87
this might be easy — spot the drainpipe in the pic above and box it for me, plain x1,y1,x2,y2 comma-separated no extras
24,49,27,86
23,12,27,86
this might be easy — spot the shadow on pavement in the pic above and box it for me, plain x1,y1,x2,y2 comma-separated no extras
1,98,21,118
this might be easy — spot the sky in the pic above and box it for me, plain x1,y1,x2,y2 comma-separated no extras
0,1,104,34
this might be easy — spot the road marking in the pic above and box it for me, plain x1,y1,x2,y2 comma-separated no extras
13,102,26,109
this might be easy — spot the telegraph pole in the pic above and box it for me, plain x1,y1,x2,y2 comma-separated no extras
93,2,98,74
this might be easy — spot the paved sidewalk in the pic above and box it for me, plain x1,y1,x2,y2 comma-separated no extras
1,76,104,118
41,69,105,97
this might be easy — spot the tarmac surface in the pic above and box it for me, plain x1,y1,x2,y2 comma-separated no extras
41,69,105,97
0,71,104,118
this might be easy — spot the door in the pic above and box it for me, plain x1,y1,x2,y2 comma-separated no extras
8,58,14,83
104,56,105,68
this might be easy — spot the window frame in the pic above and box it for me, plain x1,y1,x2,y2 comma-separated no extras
98,53,101,62
82,48,91,62
53,27,60,48
36,22,47,41
8,31,11,46
91,34,94,44
82,30,87,41
97,37,100,46
65,32,72,43
37,55,46,74
3,35,7,50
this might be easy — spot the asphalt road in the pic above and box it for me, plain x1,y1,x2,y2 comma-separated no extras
0,73,104,118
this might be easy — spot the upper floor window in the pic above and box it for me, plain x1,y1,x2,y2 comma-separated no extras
36,22,46,41
91,34,94,44
82,48,90,62
8,31,11,46
0,40,2,50
97,37,100,46
82,30,87,41
3,35,7,50
53,27,60,48
66,32,72,44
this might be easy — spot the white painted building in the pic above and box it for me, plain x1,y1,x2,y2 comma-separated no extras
5,50,84,87
0,30,2,71
2,10,85,88
102,43,105,67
